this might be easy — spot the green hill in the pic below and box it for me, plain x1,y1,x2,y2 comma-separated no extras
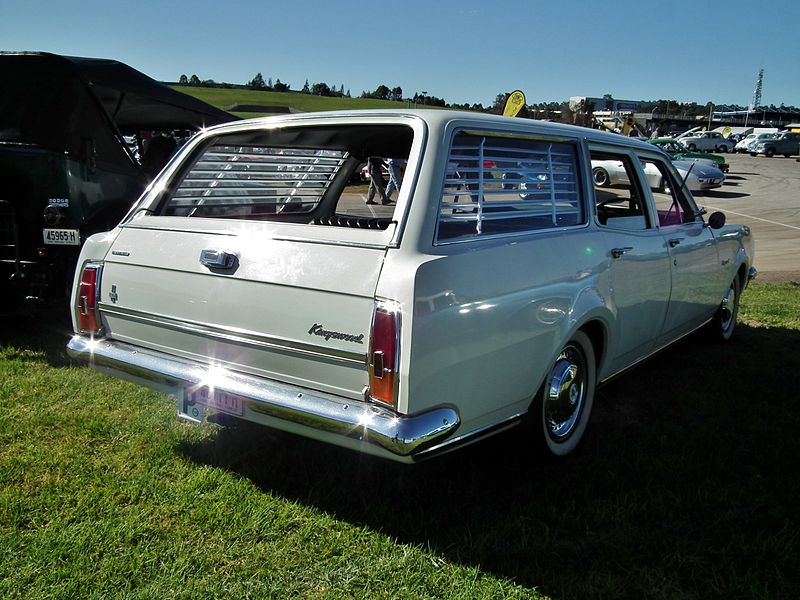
171,85,414,118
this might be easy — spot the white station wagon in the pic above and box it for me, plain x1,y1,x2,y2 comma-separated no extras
67,110,756,462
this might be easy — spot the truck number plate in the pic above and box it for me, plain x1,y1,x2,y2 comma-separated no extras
189,388,245,417
43,228,81,245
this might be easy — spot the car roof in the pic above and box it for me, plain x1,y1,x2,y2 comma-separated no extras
201,108,661,153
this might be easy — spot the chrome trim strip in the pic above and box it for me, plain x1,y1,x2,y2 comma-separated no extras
67,336,460,457
120,223,236,236
99,304,367,366
268,235,391,250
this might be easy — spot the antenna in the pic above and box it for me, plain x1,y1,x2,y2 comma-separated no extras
751,68,763,111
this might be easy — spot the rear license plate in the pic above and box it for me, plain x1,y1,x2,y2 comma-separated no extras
43,228,81,245
189,387,245,417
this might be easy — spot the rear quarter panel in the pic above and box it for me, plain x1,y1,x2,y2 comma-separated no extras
395,230,612,434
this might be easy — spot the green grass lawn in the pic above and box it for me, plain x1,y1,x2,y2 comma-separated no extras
172,86,419,118
1,283,799,599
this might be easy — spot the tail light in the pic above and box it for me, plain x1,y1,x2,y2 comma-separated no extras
76,263,102,335
369,301,401,407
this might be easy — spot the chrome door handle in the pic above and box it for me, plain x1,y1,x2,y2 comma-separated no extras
611,247,633,259
199,249,237,269
668,238,682,248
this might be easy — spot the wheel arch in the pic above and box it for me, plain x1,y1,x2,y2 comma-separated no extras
578,319,607,373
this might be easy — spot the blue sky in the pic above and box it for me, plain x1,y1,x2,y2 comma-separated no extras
3,0,798,107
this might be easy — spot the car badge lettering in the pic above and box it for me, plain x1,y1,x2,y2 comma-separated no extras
308,324,364,344
109,285,118,304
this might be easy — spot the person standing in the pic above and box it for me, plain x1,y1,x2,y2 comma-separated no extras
385,158,405,202
365,156,391,205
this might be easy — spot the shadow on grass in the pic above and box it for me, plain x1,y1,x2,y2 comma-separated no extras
0,300,74,367
5,304,797,596
176,324,800,598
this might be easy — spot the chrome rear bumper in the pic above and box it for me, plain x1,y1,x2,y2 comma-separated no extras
67,335,459,459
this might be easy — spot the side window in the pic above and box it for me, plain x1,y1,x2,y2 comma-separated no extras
435,132,583,243
638,157,697,227
590,151,650,230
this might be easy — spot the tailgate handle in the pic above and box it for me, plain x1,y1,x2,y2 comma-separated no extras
199,249,237,270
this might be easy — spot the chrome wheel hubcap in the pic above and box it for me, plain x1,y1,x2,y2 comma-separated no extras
720,284,735,332
545,344,586,441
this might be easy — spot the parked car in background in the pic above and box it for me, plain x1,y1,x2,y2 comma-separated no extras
679,131,734,153
592,158,725,193
0,52,235,305
748,132,800,157
649,138,729,172
735,133,774,153
67,110,755,463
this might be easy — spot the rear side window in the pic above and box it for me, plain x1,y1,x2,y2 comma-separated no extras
436,131,583,242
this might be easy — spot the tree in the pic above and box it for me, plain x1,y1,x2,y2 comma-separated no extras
189,74,201,87
491,93,507,114
390,86,403,102
374,85,390,100
311,82,331,96
301,79,310,94
248,72,266,90
273,79,290,92
178,74,188,85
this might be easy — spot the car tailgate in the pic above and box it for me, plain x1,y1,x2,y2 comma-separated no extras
97,217,385,400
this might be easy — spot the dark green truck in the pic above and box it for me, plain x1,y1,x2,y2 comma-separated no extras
0,52,233,305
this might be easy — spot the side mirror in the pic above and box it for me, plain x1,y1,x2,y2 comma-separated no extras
707,211,726,229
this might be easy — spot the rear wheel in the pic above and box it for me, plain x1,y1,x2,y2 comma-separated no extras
532,331,596,457
592,167,610,187
708,276,740,342
687,143,697,151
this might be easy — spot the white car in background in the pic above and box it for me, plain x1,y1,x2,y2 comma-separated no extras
679,131,734,153
735,133,775,153
592,159,725,193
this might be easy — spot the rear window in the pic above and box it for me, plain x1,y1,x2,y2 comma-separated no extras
164,144,345,217
436,131,584,243
158,124,413,228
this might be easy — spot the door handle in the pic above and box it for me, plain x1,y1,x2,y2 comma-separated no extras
611,247,633,259
668,238,682,248
199,249,237,270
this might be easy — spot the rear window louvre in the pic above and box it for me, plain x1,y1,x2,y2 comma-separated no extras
164,145,347,218
436,132,583,242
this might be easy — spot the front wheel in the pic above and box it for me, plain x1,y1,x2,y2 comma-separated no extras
708,276,741,342
532,331,596,457
687,143,697,151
